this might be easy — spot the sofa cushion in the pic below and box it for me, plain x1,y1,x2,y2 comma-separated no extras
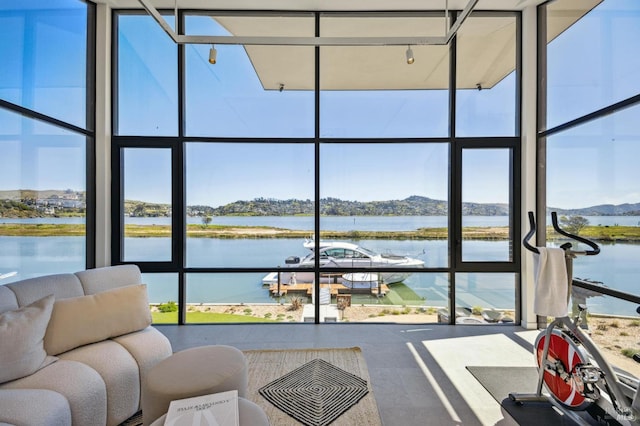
76,264,142,295
6,273,84,308
44,284,152,356
60,340,140,425
0,294,57,384
112,326,173,403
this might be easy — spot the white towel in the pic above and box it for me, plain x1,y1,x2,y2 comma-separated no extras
533,247,569,317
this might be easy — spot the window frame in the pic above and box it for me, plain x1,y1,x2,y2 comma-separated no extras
111,9,523,325
0,0,96,270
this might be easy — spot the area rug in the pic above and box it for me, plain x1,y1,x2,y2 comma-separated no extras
119,412,142,426
245,347,381,426
259,358,368,426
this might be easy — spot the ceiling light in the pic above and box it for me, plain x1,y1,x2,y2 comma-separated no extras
208,45,217,64
406,46,414,65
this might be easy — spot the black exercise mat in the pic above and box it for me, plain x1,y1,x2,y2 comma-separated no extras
466,366,593,426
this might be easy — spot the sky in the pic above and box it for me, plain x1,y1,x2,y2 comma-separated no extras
1,1,639,210
116,12,514,207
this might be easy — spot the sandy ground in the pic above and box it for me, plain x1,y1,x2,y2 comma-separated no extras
584,315,640,375
187,303,640,377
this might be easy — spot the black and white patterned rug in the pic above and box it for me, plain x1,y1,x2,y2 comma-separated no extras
119,411,143,426
259,358,369,426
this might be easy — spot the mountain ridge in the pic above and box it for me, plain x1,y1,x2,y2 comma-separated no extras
189,196,640,217
2,190,640,217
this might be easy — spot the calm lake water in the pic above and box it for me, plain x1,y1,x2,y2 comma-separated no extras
1,216,638,316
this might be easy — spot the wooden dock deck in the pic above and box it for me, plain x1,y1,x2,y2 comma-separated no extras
268,282,389,297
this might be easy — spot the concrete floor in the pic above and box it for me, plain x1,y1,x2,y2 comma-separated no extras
155,323,553,425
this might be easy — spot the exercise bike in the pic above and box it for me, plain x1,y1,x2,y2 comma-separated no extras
510,212,640,426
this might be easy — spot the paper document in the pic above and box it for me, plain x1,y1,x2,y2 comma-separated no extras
164,390,239,426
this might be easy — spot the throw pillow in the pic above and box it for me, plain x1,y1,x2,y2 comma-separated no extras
44,284,152,356
0,294,57,384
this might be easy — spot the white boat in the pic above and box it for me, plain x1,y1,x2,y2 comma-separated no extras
262,240,424,286
342,272,379,289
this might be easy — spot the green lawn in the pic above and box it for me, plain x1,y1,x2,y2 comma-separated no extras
152,311,281,324
381,283,425,305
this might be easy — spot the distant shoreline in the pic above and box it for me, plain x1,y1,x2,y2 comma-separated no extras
2,223,640,242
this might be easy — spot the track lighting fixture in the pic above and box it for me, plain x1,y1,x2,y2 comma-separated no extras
405,46,415,65
208,45,217,64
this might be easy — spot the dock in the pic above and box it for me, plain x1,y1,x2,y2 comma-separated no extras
268,282,389,297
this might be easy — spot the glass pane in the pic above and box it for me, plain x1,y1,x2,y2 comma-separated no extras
546,0,640,129
185,142,314,268
320,14,449,137
122,148,172,261
452,273,516,324
117,14,177,136
547,103,640,300
0,108,86,279
186,272,291,324
570,286,640,378
145,273,179,325
339,272,448,323
462,148,511,261
184,14,315,137
320,143,448,268
184,272,447,324
0,0,88,128
456,15,517,136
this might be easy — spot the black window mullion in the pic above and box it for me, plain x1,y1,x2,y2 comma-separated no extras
177,9,187,325
313,11,321,324
86,2,97,269
110,139,124,265
174,142,186,324
448,11,458,324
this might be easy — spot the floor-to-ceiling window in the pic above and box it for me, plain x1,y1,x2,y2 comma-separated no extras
113,9,520,325
453,12,520,324
541,0,640,375
0,0,94,281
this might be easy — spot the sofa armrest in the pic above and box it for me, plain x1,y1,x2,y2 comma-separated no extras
1,360,107,426
0,388,71,426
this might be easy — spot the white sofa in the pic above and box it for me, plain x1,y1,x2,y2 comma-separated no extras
0,265,173,426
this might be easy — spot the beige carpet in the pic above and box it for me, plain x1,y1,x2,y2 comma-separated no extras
244,347,382,426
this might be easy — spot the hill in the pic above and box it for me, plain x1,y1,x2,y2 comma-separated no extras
2,189,640,218
194,196,507,216
0,189,85,218
553,203,640,216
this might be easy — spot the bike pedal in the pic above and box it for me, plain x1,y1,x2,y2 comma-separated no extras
582,383,600,401
577,365,601,384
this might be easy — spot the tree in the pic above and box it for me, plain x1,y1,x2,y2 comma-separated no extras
132,204,145,217
201,215,212,228
559,215,589,235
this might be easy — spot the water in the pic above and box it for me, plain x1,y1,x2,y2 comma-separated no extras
1,216,639,316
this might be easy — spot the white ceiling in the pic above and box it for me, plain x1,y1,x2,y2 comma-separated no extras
98,0,601,90
225,14,518,90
